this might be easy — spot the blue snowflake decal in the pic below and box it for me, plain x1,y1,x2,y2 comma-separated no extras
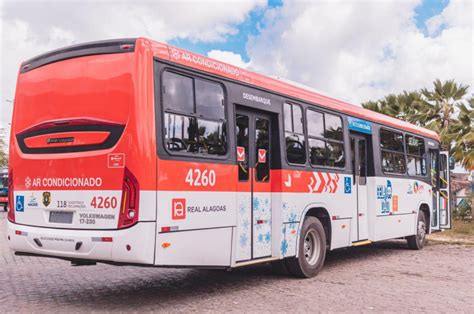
242,218,249,230
253,197,261,210
240,233,248,248
281,239,288,256
288,213,298,223
264,232,271,243
239,203,247,215
258,233,264,243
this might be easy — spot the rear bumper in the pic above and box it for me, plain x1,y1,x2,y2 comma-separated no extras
7,220,156,265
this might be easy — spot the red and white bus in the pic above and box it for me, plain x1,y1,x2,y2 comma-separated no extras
7,38,451,277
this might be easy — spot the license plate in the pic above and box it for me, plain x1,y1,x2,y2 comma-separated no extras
49,211,73,224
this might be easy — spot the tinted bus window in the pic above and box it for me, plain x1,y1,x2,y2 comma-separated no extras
406,135,426,176
325,114,343,141
162,71,194,113
307,109,345,168
307,110,324,138
165,113,197,152
284,103,306,164
236,114,249,181
162,71,227,157
380,129,406,174
255,117,270,182
195,79,225,119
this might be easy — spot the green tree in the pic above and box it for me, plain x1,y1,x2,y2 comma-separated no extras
362,79,473,170
0,137,7,168
362,91,424,124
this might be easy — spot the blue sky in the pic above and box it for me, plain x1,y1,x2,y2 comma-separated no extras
2,0,471,141
170,0,450,62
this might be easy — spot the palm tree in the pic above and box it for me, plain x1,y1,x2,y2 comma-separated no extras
418,79,470,152
362,79,473,170
450,99,474,170
362,91,423,124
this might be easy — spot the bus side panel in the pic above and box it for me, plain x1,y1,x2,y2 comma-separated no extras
155,228,233,266
373,177,431,241
154,160,237,266
275,171,355,257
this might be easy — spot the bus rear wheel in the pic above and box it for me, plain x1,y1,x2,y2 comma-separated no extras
407,211,427,250
286,216,326,278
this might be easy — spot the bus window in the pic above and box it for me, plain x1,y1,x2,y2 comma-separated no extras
309,139,326,166
255,117,270,182
162,71,194,114
236,114,249,181
307,110,345,168
358,139,367,185
380,129,406,174
325,113,343,141
195,79,225,119
165,113,197,152
430,150,439,189
284,103,306,164
197,119,226,155
440,154,448,189
162,71,227,156
406,135,426,176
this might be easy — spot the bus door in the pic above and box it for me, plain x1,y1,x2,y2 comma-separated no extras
439,151,451,229
350,133,369,241
429,150,451,230
235,107,272,261
430,149,440,230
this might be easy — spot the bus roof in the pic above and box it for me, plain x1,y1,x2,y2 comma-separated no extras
144,38,439,141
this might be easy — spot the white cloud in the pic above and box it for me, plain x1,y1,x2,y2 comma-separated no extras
0,0,265,137
207,49,250,68
246,0,473,105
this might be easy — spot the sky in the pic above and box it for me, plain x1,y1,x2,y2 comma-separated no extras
0,0,473,146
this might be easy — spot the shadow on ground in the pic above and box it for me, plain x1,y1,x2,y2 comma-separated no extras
29,240,414,310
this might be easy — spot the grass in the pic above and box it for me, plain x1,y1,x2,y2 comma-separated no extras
428,219,474,245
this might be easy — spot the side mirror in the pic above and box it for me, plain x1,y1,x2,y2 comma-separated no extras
449,157,455,170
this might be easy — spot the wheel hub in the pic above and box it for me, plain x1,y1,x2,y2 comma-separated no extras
303,229,320,265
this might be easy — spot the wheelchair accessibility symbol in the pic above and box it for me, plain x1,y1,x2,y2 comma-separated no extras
16,195,25,212
344,177,352,194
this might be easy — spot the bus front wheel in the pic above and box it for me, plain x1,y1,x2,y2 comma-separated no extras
286,216,326,278
407,211,427,250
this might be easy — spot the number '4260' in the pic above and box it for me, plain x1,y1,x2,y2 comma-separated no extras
90,196,118,209
185,169,216,187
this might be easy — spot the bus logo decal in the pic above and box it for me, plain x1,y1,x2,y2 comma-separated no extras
42,192,51,207
108,153,125,168
377,180,392,214
237,146,245,162
258,149,266,163
172,198,186,220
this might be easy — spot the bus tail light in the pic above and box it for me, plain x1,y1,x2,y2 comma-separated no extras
118,167,139,229
7,170,15,223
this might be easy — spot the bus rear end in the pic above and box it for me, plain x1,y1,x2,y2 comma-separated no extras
7,39,157,265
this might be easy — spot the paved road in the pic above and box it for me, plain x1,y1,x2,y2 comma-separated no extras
1,211,473,312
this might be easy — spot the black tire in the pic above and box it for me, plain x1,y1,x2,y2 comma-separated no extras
271,259,291,276
285,216,326,278
407,211,427,250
